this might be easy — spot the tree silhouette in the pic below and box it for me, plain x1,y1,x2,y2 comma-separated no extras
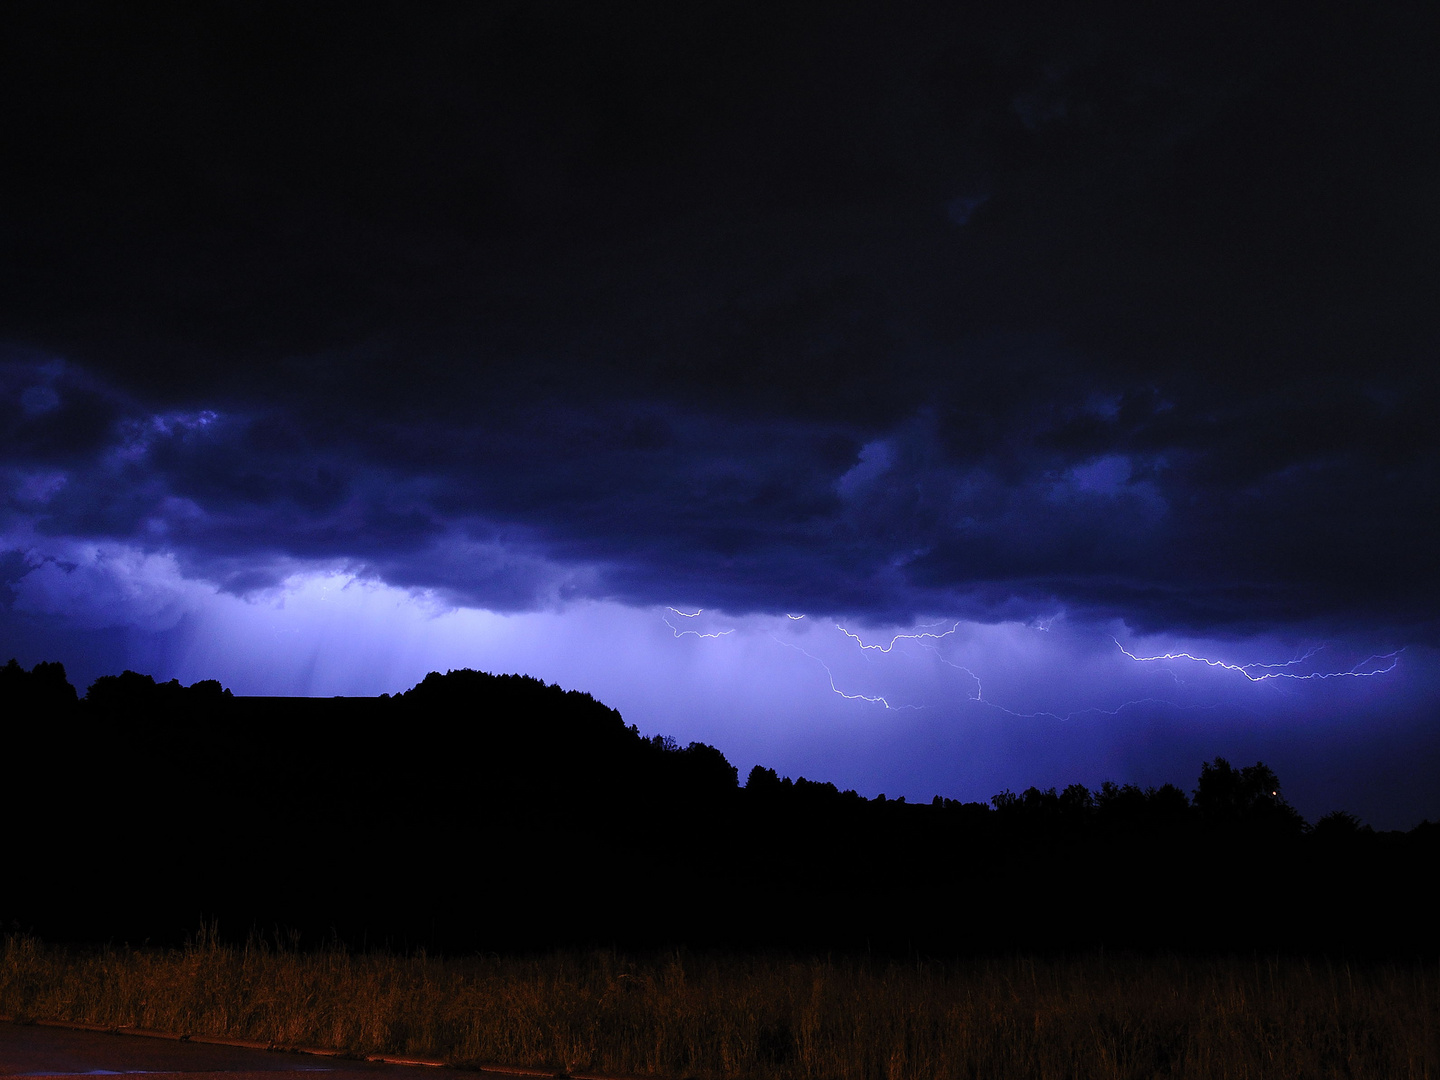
2,657,79,711
1193,757,1305,836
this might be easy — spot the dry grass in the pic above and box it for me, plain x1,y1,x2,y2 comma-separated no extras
3,930,1437,1079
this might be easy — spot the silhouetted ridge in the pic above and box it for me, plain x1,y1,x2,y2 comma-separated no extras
3,660,1436,958
381,669,739,808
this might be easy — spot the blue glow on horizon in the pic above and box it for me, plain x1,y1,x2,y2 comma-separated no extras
2,545,1434,828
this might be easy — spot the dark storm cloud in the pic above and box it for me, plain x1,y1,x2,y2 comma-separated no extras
2,1,1437,636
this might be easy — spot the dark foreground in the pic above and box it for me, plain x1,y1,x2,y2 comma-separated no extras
3,938,1438,1080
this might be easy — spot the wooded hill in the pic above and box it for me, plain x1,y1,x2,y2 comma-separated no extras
4,659,1435,957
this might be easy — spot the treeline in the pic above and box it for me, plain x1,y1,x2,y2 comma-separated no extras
3,659,1435,958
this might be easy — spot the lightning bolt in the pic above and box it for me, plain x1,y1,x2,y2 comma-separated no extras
661,606,1402,718
831,623,1192,719
1114,640,1402,681
769,633,918,710
834,620,984,702
664,608,736,639
828,620,1187,719
835,619,961,653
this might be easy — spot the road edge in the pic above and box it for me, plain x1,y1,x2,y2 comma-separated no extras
0,1017,653,1080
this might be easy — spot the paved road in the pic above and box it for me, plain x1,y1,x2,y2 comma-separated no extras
0,1024,552,1080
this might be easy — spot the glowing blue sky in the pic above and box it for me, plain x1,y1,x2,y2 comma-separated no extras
2,2,1438,828
2,535,1433,827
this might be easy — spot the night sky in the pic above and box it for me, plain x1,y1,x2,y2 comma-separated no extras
3,2,1438,828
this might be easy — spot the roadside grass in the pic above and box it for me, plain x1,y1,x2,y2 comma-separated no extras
2,930,1436,1079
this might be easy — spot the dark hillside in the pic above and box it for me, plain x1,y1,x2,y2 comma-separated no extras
3,659,1435,957
4,663,746,951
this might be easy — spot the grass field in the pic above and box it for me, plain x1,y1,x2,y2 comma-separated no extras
3,930,1437,1079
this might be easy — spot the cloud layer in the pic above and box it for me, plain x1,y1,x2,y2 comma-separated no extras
3,353,1436,639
